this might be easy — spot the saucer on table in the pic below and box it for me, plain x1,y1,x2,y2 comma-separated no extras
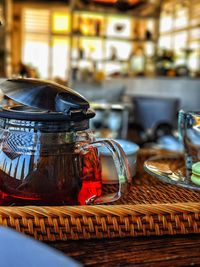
144,154,200,191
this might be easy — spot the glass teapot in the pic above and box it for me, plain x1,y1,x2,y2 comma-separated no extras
0,78,131,206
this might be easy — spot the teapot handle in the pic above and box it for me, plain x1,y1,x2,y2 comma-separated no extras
81,139,131,205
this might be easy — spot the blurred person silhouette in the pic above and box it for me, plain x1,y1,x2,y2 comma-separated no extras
18,62,39,78
19,62,29,77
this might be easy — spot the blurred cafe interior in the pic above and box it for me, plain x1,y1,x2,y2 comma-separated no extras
0,0,200,150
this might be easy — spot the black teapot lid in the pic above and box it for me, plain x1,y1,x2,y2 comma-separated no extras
0,78,95,123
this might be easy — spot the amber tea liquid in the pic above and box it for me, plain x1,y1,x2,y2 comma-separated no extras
0,144,102,206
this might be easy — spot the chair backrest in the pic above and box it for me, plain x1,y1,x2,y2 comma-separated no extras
132,96,180,130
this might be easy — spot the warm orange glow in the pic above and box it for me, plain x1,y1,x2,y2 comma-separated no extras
52,12,70,33
128,0,140,4
92,0,140,4
93,0,117,3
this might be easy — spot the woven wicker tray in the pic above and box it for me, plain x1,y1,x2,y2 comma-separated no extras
1,149,200,241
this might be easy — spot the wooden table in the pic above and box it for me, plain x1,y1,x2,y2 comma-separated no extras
48,234,200,266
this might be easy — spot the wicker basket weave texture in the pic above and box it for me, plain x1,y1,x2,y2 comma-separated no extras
0,149,200,241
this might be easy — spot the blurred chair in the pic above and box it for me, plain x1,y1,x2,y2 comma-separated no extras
128,96,180,145
132,96,180,129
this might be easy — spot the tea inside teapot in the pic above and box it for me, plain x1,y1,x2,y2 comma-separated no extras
0,122,104,205
0,78,131,206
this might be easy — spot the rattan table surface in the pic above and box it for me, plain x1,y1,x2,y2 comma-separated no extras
46,149,200,266
1,149,200,266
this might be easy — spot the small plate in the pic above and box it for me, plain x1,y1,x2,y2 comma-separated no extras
144,154,200,191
